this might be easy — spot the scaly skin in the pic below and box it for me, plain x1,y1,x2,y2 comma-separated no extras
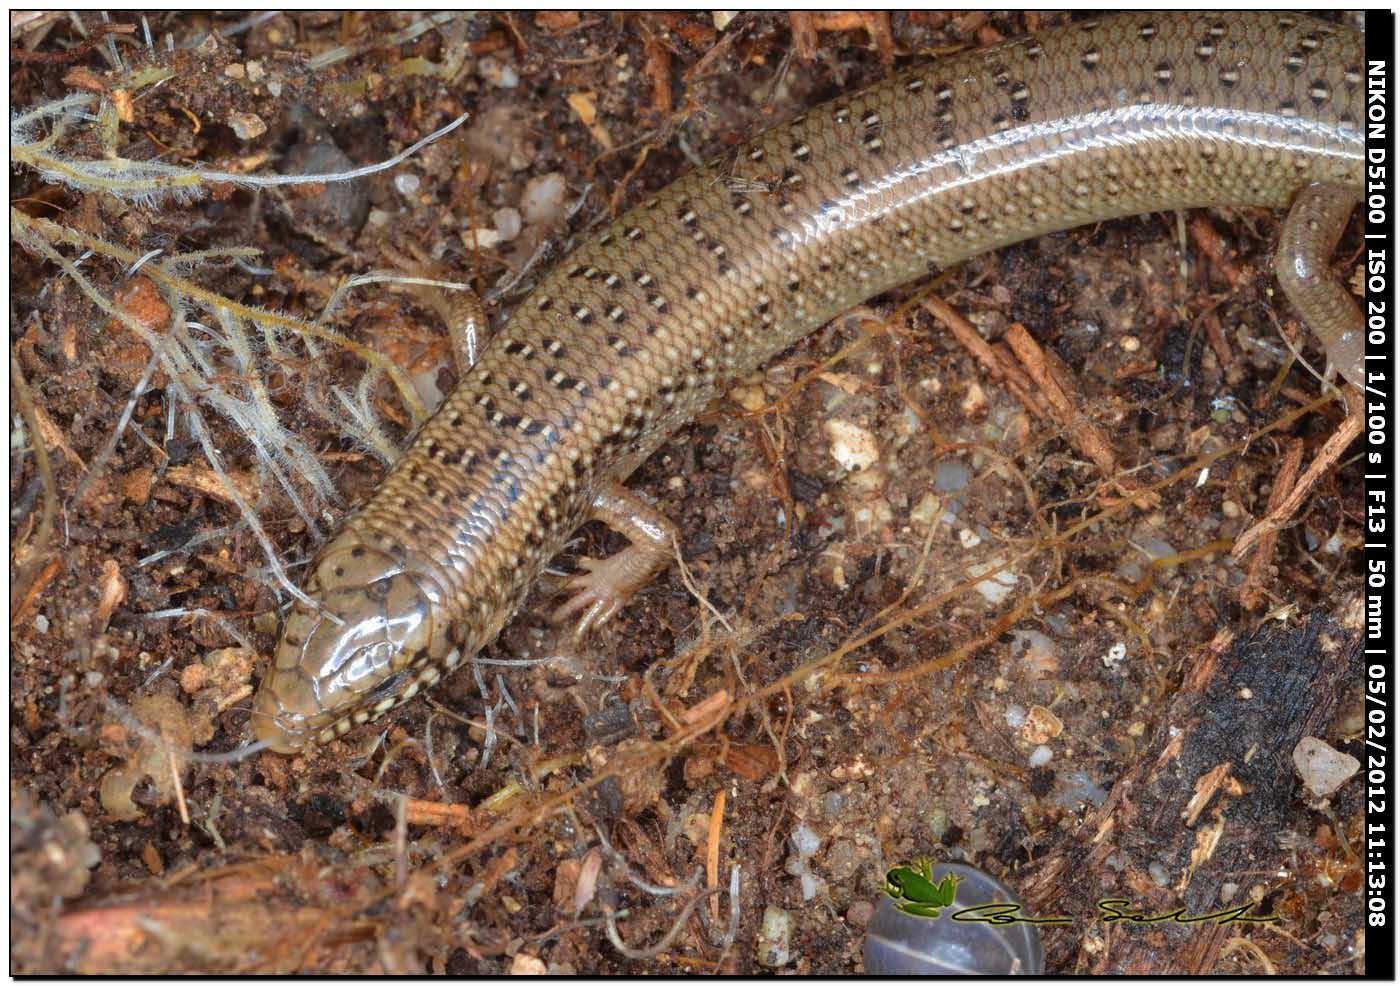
253,12,1363,752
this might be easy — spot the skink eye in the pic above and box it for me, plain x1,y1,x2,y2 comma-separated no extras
366,669,410,705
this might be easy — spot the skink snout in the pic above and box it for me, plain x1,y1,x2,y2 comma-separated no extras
252,539,449,750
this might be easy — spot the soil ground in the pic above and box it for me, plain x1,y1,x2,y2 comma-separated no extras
10,11,1365,974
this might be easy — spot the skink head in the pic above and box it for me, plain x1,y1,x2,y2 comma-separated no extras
252,539,452,753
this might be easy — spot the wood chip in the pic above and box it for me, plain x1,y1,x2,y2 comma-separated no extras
95,559,128,629
681,689,729,726
706,789,726,924
566,91,612,150
164,464,259,507
1233,387,1362,558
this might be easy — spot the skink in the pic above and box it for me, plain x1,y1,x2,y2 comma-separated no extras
252,11,1363,752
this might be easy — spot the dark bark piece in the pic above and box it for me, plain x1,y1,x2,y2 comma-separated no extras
1020,610,1361,973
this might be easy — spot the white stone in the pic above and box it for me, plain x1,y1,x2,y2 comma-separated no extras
1293,736,1359,798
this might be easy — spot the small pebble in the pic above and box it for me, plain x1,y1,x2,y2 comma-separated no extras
927,806,949,841
791,823,822,860
1293,736,1360,798
508,952,546,975
228,111,266,140
1137,536,1177,560
492,206,523,241
33,614,48,634
520,173,568,227
824,419,880,472
961,380,988,416
463,227,504,251
1020,706,1063,745
1027,744,1053,767
969,557,1017,604
394,173,420,196
933,459,972,494
1054,769,1109,809
478,55,520,88
281,137,370,234
1010,629,1059,677
729,383,767,412
756,906,794,967
846,899,875,928
910,492,942,528
180,664,209,695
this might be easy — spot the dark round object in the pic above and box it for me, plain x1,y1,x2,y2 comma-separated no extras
862,862,1044,975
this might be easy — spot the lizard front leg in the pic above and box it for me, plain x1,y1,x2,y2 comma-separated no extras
553,481,678,638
